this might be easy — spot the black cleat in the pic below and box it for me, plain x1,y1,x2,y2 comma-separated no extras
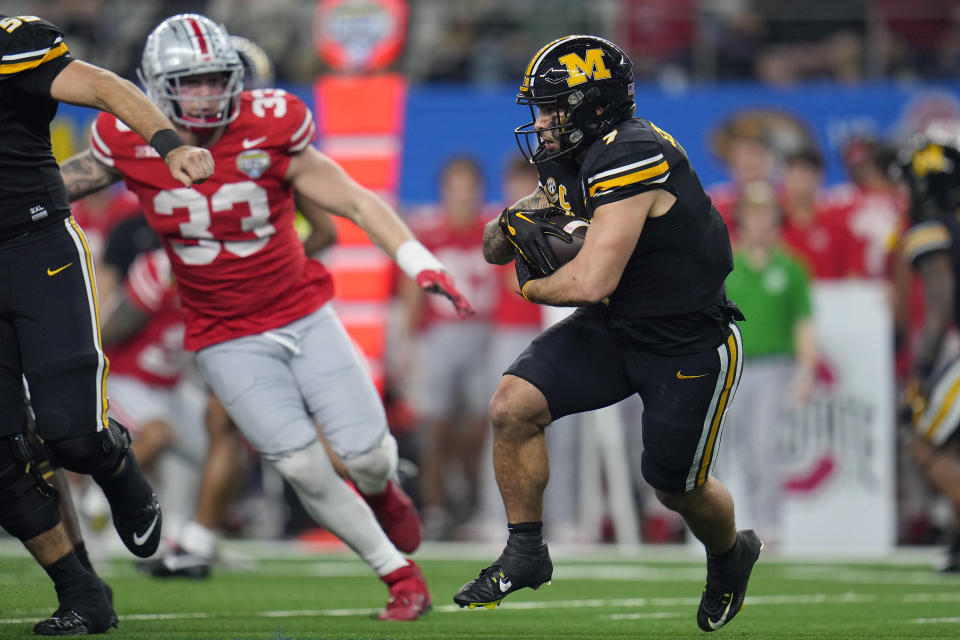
34,609,93,636
34,590,118,636
697,529,763,632
112,493,162,558
34,608,118,636
136,546,211,579
453,540,553,609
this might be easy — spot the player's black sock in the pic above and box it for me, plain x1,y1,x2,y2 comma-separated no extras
44,551,95,604
507,521,544,547
73,541,93,573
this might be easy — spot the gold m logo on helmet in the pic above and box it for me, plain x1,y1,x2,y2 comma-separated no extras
913,144,949,177
557,49,611,87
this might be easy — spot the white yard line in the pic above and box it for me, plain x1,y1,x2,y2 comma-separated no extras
3,591,960,625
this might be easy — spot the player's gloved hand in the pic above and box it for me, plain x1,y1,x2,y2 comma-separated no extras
514,252,540,301
498,207,572,276
416,269,475,318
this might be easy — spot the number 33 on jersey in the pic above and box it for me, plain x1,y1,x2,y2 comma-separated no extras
89,90,333,351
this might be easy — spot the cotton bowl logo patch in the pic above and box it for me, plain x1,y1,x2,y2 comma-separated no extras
236,150,271,178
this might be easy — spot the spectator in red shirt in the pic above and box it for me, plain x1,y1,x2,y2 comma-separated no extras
708,128,777,239
829,136,908,279
780,148,864,279
400,155,498,540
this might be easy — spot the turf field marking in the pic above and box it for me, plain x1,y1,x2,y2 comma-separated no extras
2,591,959,625
911,617,960,624
783,565,959,585
607,612,683,620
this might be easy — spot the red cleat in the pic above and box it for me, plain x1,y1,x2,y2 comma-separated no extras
379,561,432,621
364,480,422,554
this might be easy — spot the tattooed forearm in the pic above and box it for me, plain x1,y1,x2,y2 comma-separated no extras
60,149,121,201
483,216,514,265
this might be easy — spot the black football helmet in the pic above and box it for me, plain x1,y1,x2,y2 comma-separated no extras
515,35,635,164
894,137,960,224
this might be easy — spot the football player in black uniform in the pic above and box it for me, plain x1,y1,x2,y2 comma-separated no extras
0,14,213,635
894,136,960,572
453,36,762,632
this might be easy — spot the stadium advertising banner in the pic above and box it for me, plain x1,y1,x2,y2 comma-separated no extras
54,82,960,207
397,82,960,205
781,281,896,553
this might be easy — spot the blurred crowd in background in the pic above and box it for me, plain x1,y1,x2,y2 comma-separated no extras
6,1,960,556
10,0,960,86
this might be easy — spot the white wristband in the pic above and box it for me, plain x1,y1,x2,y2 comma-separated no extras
396,240,445,280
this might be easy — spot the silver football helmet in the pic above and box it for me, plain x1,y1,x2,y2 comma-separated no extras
138,14,244,129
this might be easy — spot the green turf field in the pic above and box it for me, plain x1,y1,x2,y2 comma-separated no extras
3,544,960,639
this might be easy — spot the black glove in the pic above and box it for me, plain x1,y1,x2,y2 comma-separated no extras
514,250,539,299
498,207,572,276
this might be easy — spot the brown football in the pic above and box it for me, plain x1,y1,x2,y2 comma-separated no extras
543,212,589,268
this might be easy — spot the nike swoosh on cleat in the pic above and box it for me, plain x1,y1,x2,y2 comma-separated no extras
499,578,512,592
707,597,734,630
132,514,159,546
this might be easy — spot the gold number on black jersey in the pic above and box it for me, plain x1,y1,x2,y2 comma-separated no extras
649,122,678,148
603,130,618,145
1,15,40,34
649,121,688,158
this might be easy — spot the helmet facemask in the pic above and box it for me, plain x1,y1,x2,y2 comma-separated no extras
515,84,635,164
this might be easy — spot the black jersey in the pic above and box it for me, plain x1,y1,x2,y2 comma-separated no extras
537,118,737,353
0,15,74,239
902,215,960,323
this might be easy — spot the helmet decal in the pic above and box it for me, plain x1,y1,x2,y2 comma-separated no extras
557,49,611,87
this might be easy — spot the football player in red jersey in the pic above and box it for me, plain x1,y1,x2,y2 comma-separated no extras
59,13,474,621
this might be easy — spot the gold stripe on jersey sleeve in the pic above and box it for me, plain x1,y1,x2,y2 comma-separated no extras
588,160,669,197
0,40,68,76
903,224,951,260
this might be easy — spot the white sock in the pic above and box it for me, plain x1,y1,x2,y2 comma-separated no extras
271,441,407,577
178,521,216,559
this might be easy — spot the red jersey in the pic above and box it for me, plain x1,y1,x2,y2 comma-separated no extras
106,250,187,387
414,213,496,328
70,186,140,259
781,198,864,279
90,90,333,350
826,184,908,279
